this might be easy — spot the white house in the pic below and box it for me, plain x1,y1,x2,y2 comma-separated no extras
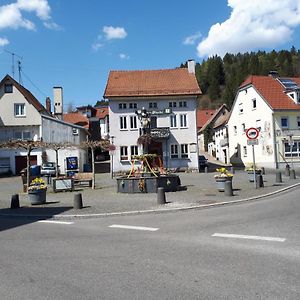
0,74,88,175
103,61,202,173
228,74,300,169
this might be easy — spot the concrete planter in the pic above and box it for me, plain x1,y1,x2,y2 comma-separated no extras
247,170,262,182
28,189,46,205
215,177,233,192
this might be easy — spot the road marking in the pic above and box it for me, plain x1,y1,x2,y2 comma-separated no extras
109,224,159,231
38,220,74,225
212,233,285,242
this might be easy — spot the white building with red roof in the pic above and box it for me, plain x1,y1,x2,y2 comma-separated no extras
228,73,300,169
104,60,202,173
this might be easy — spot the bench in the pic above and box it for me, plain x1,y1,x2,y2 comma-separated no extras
73,172,93,187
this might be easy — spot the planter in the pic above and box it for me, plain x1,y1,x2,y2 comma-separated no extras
28,189,46,205
215,177,233,192
247,170,262,182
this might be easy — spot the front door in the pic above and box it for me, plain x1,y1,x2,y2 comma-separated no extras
148,141,163,157
15,155,37,175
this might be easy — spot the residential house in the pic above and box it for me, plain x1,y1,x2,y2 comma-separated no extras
104,60,202,173
95,107,109,139
198,104,230,163
197,108,216,151
228,74,300,169
0,74,88,174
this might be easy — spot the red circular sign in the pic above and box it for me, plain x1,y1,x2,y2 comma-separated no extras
246,127,259,139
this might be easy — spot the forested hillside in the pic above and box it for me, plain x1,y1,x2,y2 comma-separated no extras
181,47,300,109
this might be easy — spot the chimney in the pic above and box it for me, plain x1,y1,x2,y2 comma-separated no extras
268,70,279,78
53,87,63,120
187,59,195,74
45,97,51,114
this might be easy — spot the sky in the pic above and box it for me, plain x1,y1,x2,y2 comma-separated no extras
0,0,300,110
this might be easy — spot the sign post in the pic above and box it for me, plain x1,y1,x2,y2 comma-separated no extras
246,127,260,188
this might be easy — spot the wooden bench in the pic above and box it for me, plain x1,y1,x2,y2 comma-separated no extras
73,172,93,187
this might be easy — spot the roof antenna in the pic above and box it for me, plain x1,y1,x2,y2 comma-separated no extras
18,60,22,84
4,49,23,79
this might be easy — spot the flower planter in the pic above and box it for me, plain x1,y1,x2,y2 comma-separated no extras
28,189,46,205
215,177,232,192
247,170,262,182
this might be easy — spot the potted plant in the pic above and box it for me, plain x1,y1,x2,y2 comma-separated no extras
245,165,262,182
214,167,233,192
28,177,47,205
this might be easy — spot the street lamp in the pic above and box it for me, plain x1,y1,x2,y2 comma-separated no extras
109,135,115,179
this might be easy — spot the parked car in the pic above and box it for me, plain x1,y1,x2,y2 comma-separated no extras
41,162,59,176
199,155,208,169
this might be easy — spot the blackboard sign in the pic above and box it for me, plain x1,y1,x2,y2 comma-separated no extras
53,178,74,192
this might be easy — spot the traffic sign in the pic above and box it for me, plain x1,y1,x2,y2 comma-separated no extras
247,139,259,145
246,127,259,139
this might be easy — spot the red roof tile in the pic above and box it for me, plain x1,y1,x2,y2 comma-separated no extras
196,109,216,129
240,75,300,110
104,68,202,98
63,112,89,128
95,107,109,119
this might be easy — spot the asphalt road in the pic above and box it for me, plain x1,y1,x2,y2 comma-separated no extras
0,188,299,299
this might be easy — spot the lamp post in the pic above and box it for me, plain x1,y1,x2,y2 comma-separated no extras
110,135,115,179
289,134,294,170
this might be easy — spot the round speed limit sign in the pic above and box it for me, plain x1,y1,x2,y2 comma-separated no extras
246,127,259,139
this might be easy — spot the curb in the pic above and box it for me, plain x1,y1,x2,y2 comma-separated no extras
1,182,300,220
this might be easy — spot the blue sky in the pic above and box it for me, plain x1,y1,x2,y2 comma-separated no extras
0,0,300,110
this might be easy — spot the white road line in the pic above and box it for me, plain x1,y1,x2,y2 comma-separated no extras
212,233,285,242
109,224,159,231
38,220,74,225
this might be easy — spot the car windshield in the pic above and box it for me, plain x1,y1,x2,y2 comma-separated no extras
43,163,55,168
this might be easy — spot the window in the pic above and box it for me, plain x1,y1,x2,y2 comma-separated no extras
256,119,262,131
169,101,177,108
284,140,300,157
4,84,13,93
14,103,25,116
179,101,187,108
130,116,137,129
170,115,177,128
243,146,247,157
120,116,127,130
23,131,31,140
13,131,31,140
242,123,246,133
180,144,188,158
72,128,79,135
170,144,178,158
120,146,128,161
238,103,243,114
281,117,289,129
129,103,137,109
252,98,257,109
149,102,157,109
180,114,187,127
150,116,157,128
118,103,127,109
130,145,138,159
233,126,237,134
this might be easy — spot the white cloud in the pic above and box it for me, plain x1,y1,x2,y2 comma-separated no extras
103,26,127,40
92,42,104,51
119,53,129,60
197,0,300,57
0,37,9,46
183,32,202,45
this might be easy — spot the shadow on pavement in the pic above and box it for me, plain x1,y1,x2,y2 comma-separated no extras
0,206,73,232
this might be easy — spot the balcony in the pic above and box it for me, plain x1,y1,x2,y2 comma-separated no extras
150,127,170,139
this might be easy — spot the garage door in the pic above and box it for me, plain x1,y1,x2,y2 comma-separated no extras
15,155,37,175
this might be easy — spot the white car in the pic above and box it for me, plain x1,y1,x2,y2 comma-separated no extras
41,162,59,176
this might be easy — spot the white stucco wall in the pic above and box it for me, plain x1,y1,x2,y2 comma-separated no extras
228,86,276,168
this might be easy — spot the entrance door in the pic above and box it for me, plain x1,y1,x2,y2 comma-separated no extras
15,155,37,175
148,141,163,157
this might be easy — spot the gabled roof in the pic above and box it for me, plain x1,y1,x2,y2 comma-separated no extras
95,107,109,119
240,75,300,110
196,109,216,129
63,112,89,128
0,74,50,115
104,68,202,98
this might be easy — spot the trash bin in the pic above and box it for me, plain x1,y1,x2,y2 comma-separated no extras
30,165,41,176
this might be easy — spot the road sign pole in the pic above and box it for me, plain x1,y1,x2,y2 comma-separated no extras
252,144,257,188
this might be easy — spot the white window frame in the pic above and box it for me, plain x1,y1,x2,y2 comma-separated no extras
130,115,137,130
169,101,177,108
180,144,189,158
14,103,25,117
256,119,262,132
179,101,187,108
129,103,137,109
281,116,289,129
170,144,178,159
284,140,300,157
118,103,127,110
149,102,157,109
13,130,31,140
170,115,177,128
120,146,128,161
180,114,188,128
120,116,127,130
130,145,138,159
252,98,257,109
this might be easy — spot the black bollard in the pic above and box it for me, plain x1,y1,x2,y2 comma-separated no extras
11,194,20,209
290,169,296,179
74,193,83,209
224,180,233,196
157,187,166,205
275,171,282,183
256,174,264,188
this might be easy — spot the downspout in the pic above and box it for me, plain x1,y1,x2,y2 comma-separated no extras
272,113,279,169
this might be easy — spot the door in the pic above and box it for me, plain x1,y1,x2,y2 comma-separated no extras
15,155,37,175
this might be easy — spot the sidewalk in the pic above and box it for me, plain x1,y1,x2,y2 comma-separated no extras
0,170,299,218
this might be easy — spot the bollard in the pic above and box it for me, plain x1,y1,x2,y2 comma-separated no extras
285,165,290,177
11,194,20,209
157,187,166,205
230,166,235,174
204,166,208,174
73,193,83,209
275,171,282,183
290,169,296,180
256,174,264,188
261,167,265,175
224,180,233,196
